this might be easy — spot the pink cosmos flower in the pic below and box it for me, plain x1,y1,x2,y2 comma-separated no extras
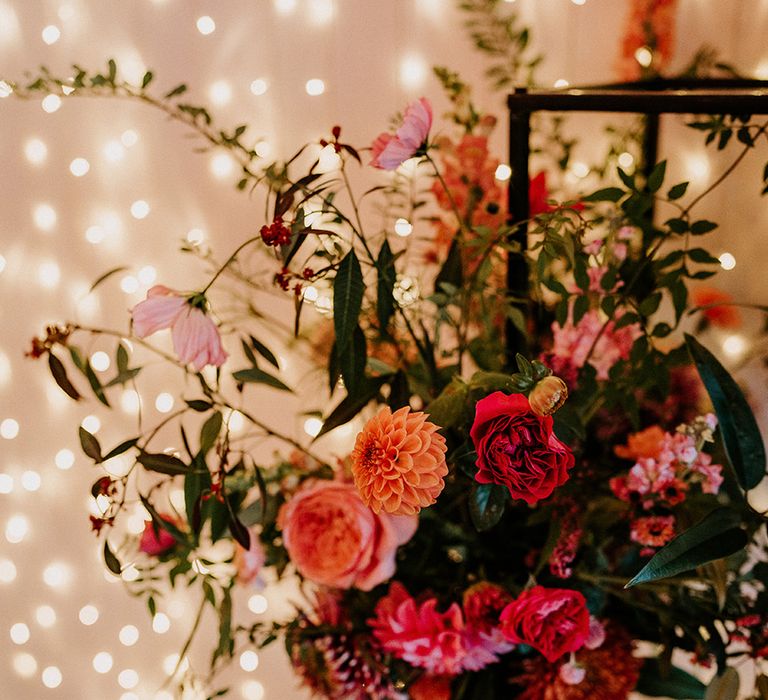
370,98,432,170
131,285,228,371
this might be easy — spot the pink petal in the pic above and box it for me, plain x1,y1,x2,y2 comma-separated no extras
131,286,187,338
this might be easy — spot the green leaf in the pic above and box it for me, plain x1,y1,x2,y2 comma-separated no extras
136,452,189,476
213,587,233,663
249,336,280,369
469,483,507,531
667,181,689,200
164,83,187,98
690,220,718,235
666,217,690,234
79,426,102,462
617,167,636,190
141,71,153,89
103,540,121,575
316,377,387,440
685,334,766,489
704,668,739,700
232,367,292,392
89,266,128,294
103,367,141,388
637,659,706,698
338,325,366,399
376,240,396,331
647,160,667,192
102,437,139,462
48,353,82,401
116,343,129,373
185,399,213,412
435,237,464,290
84,362,110,407
139,494,187,544
333,250,364,351
626,508,747,587
581,187,625,203
639,291,663,316
200,411,223,455
107,59,117,83
224,496,251,550
425,376,469,429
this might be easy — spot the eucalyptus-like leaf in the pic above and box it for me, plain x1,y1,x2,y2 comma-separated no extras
232,367,292,392
333,250,364,351
79,426,102,462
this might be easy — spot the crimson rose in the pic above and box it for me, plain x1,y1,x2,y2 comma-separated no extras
469,392,574,505
499,586,590,662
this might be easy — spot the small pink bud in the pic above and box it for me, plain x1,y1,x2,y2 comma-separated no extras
559,661,586,685
585,617,606,649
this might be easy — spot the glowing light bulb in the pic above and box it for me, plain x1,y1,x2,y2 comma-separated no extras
240,651,259,672
121,563,139,582
0,81,12,98
21,471,41,492
196,15,215,34
1,418,19,439
69,157,90,176
308,0,334,24
248,594,268,614
719,252,736,270
130,200,150,219
118,669,139,689
24,138,47,164
571,0,586,5
121,129,139,147
250,79,268,95
120,275,139,294
686,154,710,181
495,164,512,181
85,225,105,244
210,153,235,179
0,559,17,582
305,79,325,96
41,24,61,44
186,228,205,245
553,78,569,88
155,393,174,413
13,652,37,678
33,203,57,231
394,218,413,237
38,261,61,288
103,140,126,162
81,415,101,433
254,141,271,158
35,605,56,627
54,448,74,471
121,389,140,414
635,46,653,67
90,351,110,372
43,562,70,588
274,0,297,14
42,666,62,688
119,624,139,646
228,410,245,433
153,613,170,633
617,152,634,169
42,94,62,113
10,622,30,644
571,161,590,178
241,680,265,700
400,53,428,89
0,473,12,493
303,417,322,437
93,651,113,673
723,335,746,358
79,605,99,625
138,265,157,285
208,80,232,106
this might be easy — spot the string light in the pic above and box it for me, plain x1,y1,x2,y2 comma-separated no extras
399,53,428,89
394,218,413,237
719,252,736,270
121,129,139,147
305,79,325,96
119,625,139,646
1,418,20,439
308,0,334,25
121,563,140,582
43,562,71,588
41,666,62,688
255,141,271,158
241,680,265,700
0,558,17,582
33,203,57,231
618,152,634,169
494,164,512,181
10,622,30,645
13,652,37,678
69,157,90,177
41,25,61,44
41,94,62,113
21,471,41,492
196,15,216,34
5,514,28,542
723,334,746,358
240,651,259,672
81,415,101,433
634,46,653,67
186,228,205,245
38,261,61,288
78,605,99,625
24,138,48,165
120,275,140,294
130,200,150,219
0,473,13,493
118,669,139,689
208,80,232,106
303,417,322,437
35,605,56,628
155,392,174,413
250,79,268,96
553,78,569,88
571,161,590,178
54,448,75,470
210,153,236,179
138,264,157,285
120,389,141,414
152,613,170,633
0,80,12,98
248,594,268,614
92,651,113,673
103,140,126,162
91,351,110,372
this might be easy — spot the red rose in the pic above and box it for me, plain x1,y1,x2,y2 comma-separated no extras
469,392,575,505
499,586,590,662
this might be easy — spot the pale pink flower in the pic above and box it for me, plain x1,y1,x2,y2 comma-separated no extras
131,285,228,371
370,98,432,170
559,660,586,685
234,529,266,586
612,241,629,261
585,617,607,650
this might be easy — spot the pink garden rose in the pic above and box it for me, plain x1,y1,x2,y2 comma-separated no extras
131,285,228,371
277,480,417,591
370,97,432,170
470,392,575,505
139,517,177,556
499,586,590,662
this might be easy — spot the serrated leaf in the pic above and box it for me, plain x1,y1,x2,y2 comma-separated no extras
200,411,223,455
79,426,102,462
704,668,739,700
103,540,121,575
626,508,747,587
333,250,364,351
376,240,396,331
136,452,189,476
685,334,766,489
232,367,292,392
667,181,689,200
469,483,507,531
48,353,82,401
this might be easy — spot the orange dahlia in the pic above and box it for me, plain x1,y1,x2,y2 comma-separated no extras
351,406,448,515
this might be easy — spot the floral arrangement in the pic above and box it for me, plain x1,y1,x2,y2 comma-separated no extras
7,4,768,700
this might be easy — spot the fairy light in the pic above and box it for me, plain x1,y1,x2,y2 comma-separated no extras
103,140,126,162
553,78,569,88
93,651,113,673
719,252,736,270
41,94,62,113
10,622,30,644
120,275,139,294
81,414,101,433
41,24,61,44
571,161,590,178
241,680,265,700
250,79,268,95
255,140,271,158
13,652,37,678
42,666,63,689
6,515,28,543
0,80,12,98
24,138,48,165
305,79,325,96
130,200,150,219
21,471,41,492
303,285,318,302
91,351,110,371
196,15,215,34
634,46,653,67
38,261,61,288
152,613,171,633
121,563,140,582
121,389,141,414
0,559,17,582
723,334,746,358
303,417,322,437
208,80,232,106
119,624,139,646
57,4,75,21
494,164,512,181
69,157,90,177
228,409,245,433
35,605,56,627
78,605,99,625
43,562,70,588
248,594,268,614
240,651,259,672
1,418,20,439
0,255,6,274
121,129,139,147
138,264,157,285
308,0,334,25
210,153,236,179
571,0,586,5
686,153,710,181
118,669,139,689
155,392,174,413
394,218,413,237
400,53,428,89
0,473,13,493
33,203,57,231
274,0,298,14
317,144,341,172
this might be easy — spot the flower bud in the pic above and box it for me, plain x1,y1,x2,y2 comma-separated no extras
528,376,568,417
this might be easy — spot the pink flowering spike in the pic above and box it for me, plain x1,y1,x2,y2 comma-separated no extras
131,285,187,338
170,306,228,372
370,97,432,170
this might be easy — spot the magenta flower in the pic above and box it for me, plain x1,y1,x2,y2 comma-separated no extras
131,285,228,371
370,97,432,170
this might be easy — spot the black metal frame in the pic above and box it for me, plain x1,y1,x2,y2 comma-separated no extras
505,78,768,362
